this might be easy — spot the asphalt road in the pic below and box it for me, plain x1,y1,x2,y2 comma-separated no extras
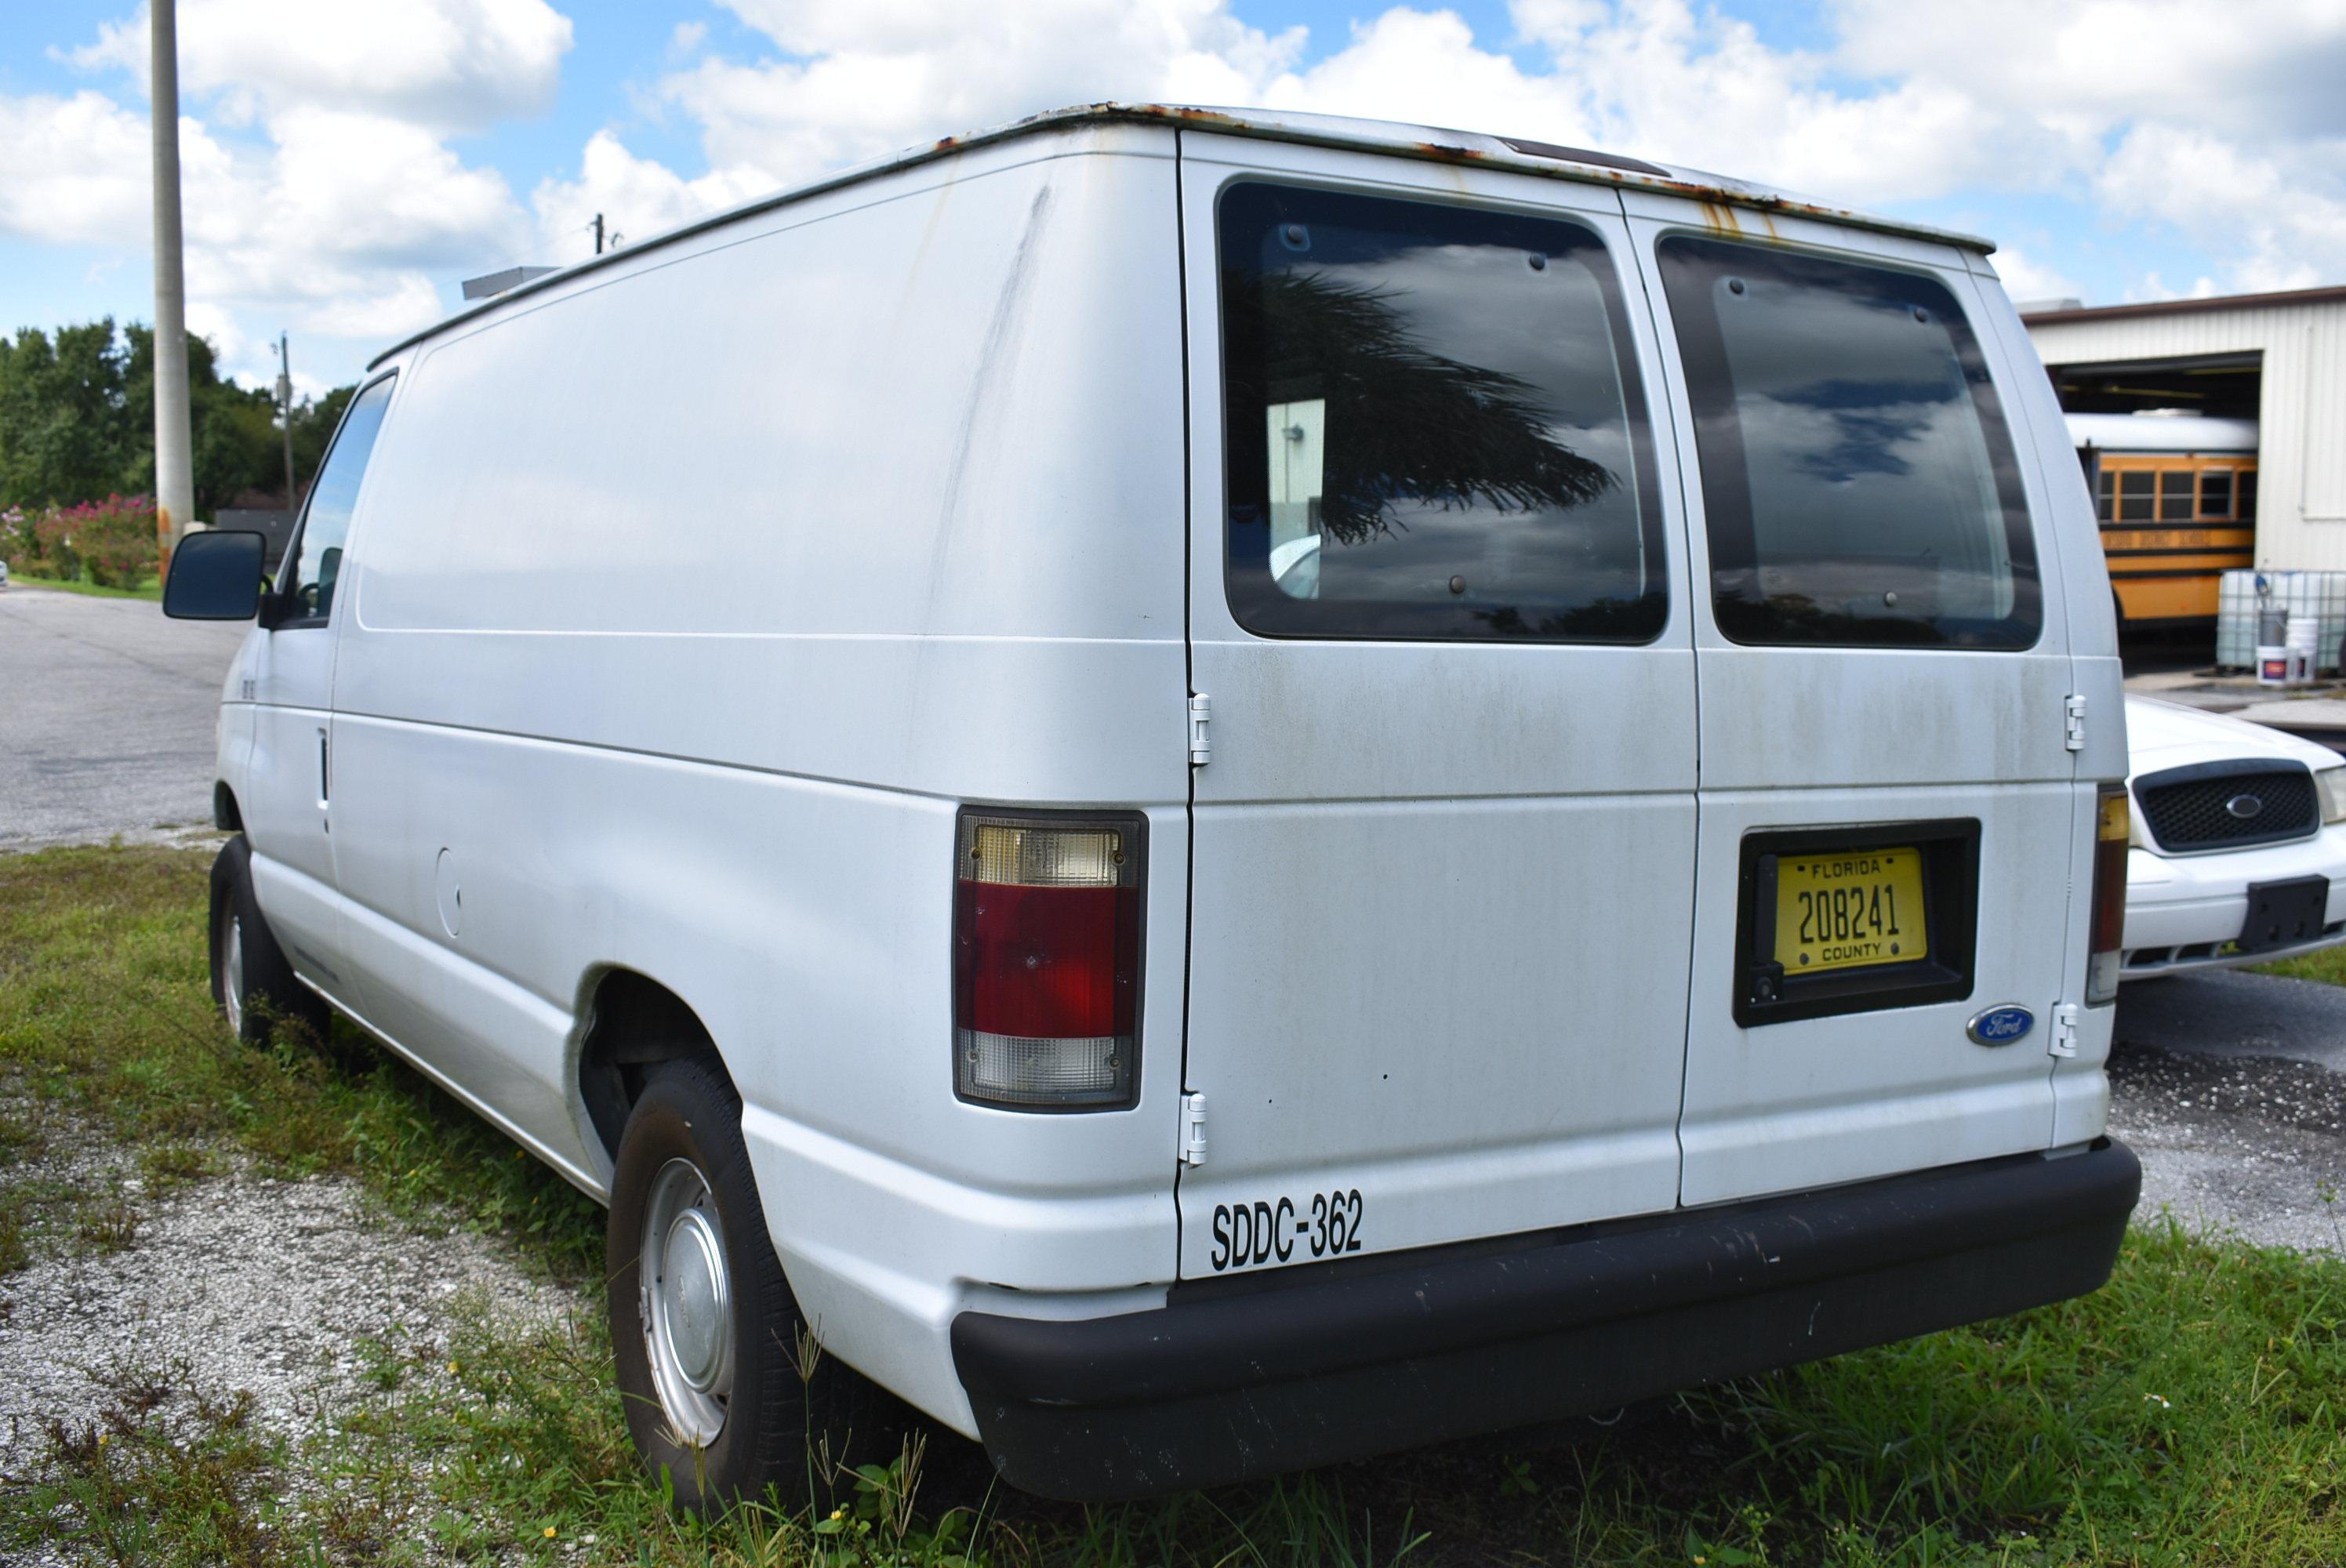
0,584,247,851
1,584,2340,1253
2112,968,2346,1254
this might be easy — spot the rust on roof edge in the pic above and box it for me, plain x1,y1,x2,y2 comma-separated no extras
373,103,1995,372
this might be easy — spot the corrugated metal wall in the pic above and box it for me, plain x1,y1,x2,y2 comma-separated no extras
2025,299,2346,569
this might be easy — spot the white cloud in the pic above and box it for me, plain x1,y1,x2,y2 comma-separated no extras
531,129,762,259
297,274,448,338
0,91,153,245
42,100,532,319
1988,246,2083,307
9,0,2345,393
2094,123,2346,294
69,0,573,132
183,298,248,365
631,0,2346,298
660,0,1305,190
1832,0,2346,144
4,2,557,387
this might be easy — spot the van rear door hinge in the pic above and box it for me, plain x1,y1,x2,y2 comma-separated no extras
1188,693,1211,766
2064,694,2087,752
1179,1091,1207,1165
2050,1002,2080,1058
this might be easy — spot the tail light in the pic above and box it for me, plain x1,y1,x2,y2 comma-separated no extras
953,810,1143,1109
2086,785,2129,1005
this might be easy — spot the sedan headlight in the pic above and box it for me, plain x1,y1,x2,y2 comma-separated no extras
2319,765,2346,826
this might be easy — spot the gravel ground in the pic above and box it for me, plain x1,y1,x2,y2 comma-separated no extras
2108,967,2346,1256
0,1002,2337,1563
0,1120,576,1562
5,1008,2333,1506
0,1166,571,1477
2108,1040,2346,1255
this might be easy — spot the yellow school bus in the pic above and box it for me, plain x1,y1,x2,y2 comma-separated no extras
2072,414,2257,630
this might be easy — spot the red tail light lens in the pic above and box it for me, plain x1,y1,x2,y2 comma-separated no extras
2086,785,2128,1005
954,810,1143,1109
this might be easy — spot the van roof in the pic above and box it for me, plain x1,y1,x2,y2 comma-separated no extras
372,101,1995,370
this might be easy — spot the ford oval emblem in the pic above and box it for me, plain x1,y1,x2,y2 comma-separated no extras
1967,1005,2034,1047
2226,793,2264,819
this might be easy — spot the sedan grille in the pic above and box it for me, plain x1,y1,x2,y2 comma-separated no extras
2134,760,2319,852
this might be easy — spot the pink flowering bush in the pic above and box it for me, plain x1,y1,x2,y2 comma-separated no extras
0,506,32,577
32,495,160,589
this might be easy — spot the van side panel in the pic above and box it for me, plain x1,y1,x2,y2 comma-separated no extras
324,126,1190,1432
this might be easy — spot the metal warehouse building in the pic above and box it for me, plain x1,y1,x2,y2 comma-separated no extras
2024,286,2346,583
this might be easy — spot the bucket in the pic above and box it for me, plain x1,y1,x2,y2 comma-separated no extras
2287,617,2320,686
2259,607,2293,685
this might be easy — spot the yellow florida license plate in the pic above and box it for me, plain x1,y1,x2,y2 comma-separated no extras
1774,848,1927,975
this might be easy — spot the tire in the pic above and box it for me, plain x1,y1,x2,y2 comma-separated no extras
608,1056,892,1512
209,835,332,1049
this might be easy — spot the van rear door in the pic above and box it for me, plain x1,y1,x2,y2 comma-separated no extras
1623,198,2078,1205
1173,135,1698,1277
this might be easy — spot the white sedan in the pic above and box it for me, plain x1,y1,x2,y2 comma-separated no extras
2122,694,2346,979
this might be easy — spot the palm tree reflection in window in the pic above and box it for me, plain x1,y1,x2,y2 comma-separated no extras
1233,269,1618,603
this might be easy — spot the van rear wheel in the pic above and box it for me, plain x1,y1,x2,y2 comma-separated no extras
607,1056,888,1512
209,835,331,1049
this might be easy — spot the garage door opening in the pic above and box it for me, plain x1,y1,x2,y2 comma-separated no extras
2050,350,2264,655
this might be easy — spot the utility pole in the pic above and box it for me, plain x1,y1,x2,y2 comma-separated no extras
593,212,605,255
276,333,296,508
150,0,194,568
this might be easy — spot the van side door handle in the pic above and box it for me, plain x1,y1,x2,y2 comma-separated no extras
318,728,330,808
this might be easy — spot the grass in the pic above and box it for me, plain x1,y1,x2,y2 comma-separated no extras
2252,942,2346,985
2,843,2344,1565
3,570,164,601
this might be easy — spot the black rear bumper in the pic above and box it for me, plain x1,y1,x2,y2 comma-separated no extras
950,1140,2141,1501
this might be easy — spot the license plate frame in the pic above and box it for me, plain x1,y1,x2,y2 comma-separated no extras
2235,876,2330,954
1734,819,1981,1029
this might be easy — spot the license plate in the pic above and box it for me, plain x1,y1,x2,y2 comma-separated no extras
1774,848,1927,975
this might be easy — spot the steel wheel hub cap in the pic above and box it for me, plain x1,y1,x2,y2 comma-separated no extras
640,1159,733,1446
662,1210,728,1387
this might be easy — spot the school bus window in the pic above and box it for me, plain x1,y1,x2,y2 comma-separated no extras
2096,470,2115,521
2119,471,2154,521
2200,470,2232,520
2159,470,2194,521
2240,469,2258,520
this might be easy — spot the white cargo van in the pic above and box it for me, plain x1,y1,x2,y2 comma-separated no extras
165,103,2141,1505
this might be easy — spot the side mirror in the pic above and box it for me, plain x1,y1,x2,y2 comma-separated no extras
162,530,268,621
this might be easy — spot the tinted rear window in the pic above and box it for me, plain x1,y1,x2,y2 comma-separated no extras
1220,183,1666,641
1658,238,2039,649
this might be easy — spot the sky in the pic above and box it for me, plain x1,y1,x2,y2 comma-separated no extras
2,0,2343,396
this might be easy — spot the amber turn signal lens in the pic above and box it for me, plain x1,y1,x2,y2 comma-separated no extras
2086,785,2129,1005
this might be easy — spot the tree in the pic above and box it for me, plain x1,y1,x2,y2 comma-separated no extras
0,321,136,510
289,383,356,488
123,324,283,513
0,318,354,517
